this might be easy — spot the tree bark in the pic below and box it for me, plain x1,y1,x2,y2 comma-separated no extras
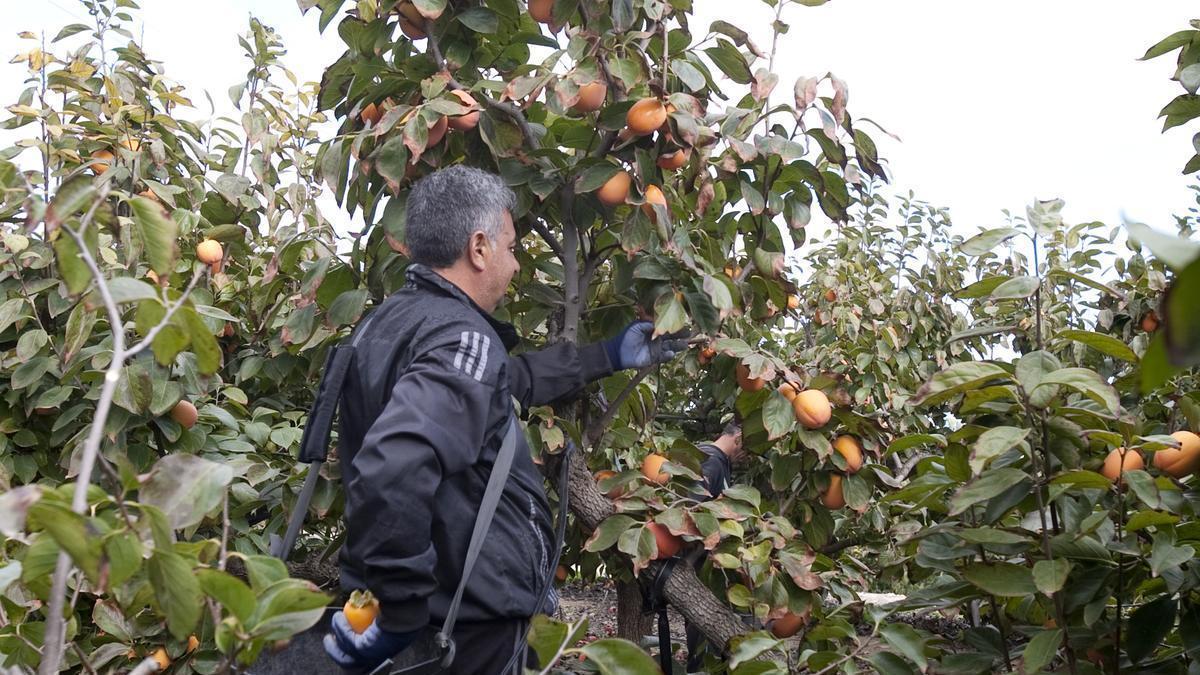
559,450,751,655
616,579,651,642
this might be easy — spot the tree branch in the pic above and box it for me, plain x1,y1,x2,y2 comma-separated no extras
586,366,653,448
529,218,565,262
426,31,543,154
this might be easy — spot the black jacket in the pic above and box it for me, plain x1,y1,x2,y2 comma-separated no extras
336,264,613,633
697,443,732,500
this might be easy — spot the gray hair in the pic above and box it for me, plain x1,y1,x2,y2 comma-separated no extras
404,165,517,268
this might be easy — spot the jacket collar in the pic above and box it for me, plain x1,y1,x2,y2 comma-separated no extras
406,263,519,350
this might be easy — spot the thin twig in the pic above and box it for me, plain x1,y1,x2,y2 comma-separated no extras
128,656,162,675
71,642,97,675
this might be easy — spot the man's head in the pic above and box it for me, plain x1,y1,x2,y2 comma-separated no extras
717,419,747,466
405,166,520,312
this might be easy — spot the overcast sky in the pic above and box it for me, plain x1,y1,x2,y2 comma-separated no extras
3,0,1198,240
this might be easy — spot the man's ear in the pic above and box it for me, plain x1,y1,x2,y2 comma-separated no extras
467,230,490,271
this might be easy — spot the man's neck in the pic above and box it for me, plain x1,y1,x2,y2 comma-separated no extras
434,265,488,311
712,434,738,458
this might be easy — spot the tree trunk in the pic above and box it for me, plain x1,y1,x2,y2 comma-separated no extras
616,579,651,642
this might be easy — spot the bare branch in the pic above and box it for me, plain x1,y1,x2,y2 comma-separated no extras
128,656,163,675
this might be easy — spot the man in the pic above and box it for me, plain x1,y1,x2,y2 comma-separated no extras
695,419,746,500
686,419,745,671
321,165,686,674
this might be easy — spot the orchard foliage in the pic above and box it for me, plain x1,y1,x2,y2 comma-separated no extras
2,0,1200,673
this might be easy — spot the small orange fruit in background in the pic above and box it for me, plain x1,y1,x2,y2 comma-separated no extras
573,81,607,113
596,170,631,207
186,635,199,653
448,90,479,131
1152,431,1200,478
792,390,831,429
171,400,198,429
196,239,223,264
641,185,667,221
821,474,846,509
641,454,669,484
832,435,864,474
151,648,171,669
646,522,681,559
360,102,382,126
656,148,690,170
528,0,554,23
1101,448,1143,483
1141,310,1159,332
626,97,667,135
735,363,765,392
771,612,808,638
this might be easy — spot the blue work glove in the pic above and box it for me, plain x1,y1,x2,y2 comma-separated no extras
603,321,689,370
323,610,420,672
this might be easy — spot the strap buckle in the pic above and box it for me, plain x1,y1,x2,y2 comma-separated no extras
435,632,456,668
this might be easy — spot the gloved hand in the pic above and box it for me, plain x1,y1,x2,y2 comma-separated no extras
603,321,689,370
323,610,420,672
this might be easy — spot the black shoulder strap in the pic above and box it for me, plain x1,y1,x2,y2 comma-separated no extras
273,314,375,560
434,417,520,666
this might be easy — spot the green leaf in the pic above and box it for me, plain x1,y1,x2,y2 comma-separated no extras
374,135,409,185
962,562,1036,596
909,362,1011,407
246,578,329,640
1058,329,1138,363
577,637,663,673
584,515,637,552
946,324,1019,345
456,7,498,33
885,434,947,455
1022,629,1062,673
869,652,917,675
880,623,927,667
1047,268,1126,300
727,634,786,668
1142,30,1196,60
130,196,179,275
1124,470,1160,509
956,527,1028,546
54,225,98,295
151,323,190,367
1163,256,1200,368
27,501,101,585
653,292,688,337
576,162,621,193
1125,220,1200,271
1032,368,1120,414
148,549,203,640
1161,94,1200,131
1032,559,1071,596
959,227,1020,256
528,615,588,668
1127,596,1176,663
610,0,634,32
990,276,1039,300
704,39,753,84
672,58,706,92
949,468,1029,516
1051,470,1113,490
327,289,369,327
762,391,794,440
103,277,159,304
1016,350,1061,408
954,276,1010,299
1126,510,1179,531
195,570,256,625
181,306,221,375
103,529,143,589
139,454,234,530
969,426,1030,475
1150,533,1194,577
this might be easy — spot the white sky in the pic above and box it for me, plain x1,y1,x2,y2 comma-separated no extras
3,0,1198,240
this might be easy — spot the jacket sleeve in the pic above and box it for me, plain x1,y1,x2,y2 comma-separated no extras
697,445,732,501
344,325,506,633
507,341,613,409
